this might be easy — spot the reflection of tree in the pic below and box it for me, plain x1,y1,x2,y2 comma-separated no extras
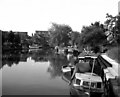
2,50,30,69
1,49,53,69
29,49,51,62
20,50,29,61
2,50,21,68
47,54,69,78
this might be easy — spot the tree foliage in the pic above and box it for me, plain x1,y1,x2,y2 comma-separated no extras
31,32,50,47
2,31,22,50
48,23,72,47
104,13,120,45
80,22,107,47
2,31,21,45
70,31,81,46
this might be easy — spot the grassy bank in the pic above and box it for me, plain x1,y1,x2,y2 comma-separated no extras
106,46,120,64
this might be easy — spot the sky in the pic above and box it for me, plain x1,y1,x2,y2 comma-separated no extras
0,0,119,36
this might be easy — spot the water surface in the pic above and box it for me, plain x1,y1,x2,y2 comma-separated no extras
1,49,102,96
2,49,70,95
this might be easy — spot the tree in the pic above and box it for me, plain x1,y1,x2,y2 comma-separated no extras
32,33,41,45
48,23,72,47
14,34,21,44
8,31,15,43
80,22,107,52
70,31,81,46
104,13,120,45
32,32,50,48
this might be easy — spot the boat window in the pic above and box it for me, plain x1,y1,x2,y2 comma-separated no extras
76,79,81,85
97,82,101,88
91,82,96,88
83,81,90,86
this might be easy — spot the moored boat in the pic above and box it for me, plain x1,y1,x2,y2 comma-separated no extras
71,72,104,94
62,65,74,73
70,56,104,96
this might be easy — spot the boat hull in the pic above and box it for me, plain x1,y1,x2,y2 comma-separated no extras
70,85,104,97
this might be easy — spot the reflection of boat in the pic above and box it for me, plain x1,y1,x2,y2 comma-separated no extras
71,72,104,95
62,65,74,73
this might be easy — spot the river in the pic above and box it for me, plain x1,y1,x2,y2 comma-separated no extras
1,49,103,96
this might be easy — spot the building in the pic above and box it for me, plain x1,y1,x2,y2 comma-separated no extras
2,30,28,42
36,30,48,34
14,31,28,42
35,30,50,38
2,30,29,49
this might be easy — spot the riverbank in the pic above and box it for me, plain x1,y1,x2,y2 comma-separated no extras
101,54,120,77
98,52,120,97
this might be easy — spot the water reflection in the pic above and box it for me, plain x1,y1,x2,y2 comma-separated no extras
2,49,70,95
2,49,70,79
2,50,21,68
47,54,69,78
2,49,70,78
29,49,50,62
2,49,52,69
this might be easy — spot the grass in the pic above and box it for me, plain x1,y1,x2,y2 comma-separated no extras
106,46,120,64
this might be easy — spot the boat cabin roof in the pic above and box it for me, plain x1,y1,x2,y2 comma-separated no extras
89,56,97,59
78,56,97,59
75,72,102,82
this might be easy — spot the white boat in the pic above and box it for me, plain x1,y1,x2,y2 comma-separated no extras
71,56,104,95
72,72,104,94
62,65,74,73
62,56,97,73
